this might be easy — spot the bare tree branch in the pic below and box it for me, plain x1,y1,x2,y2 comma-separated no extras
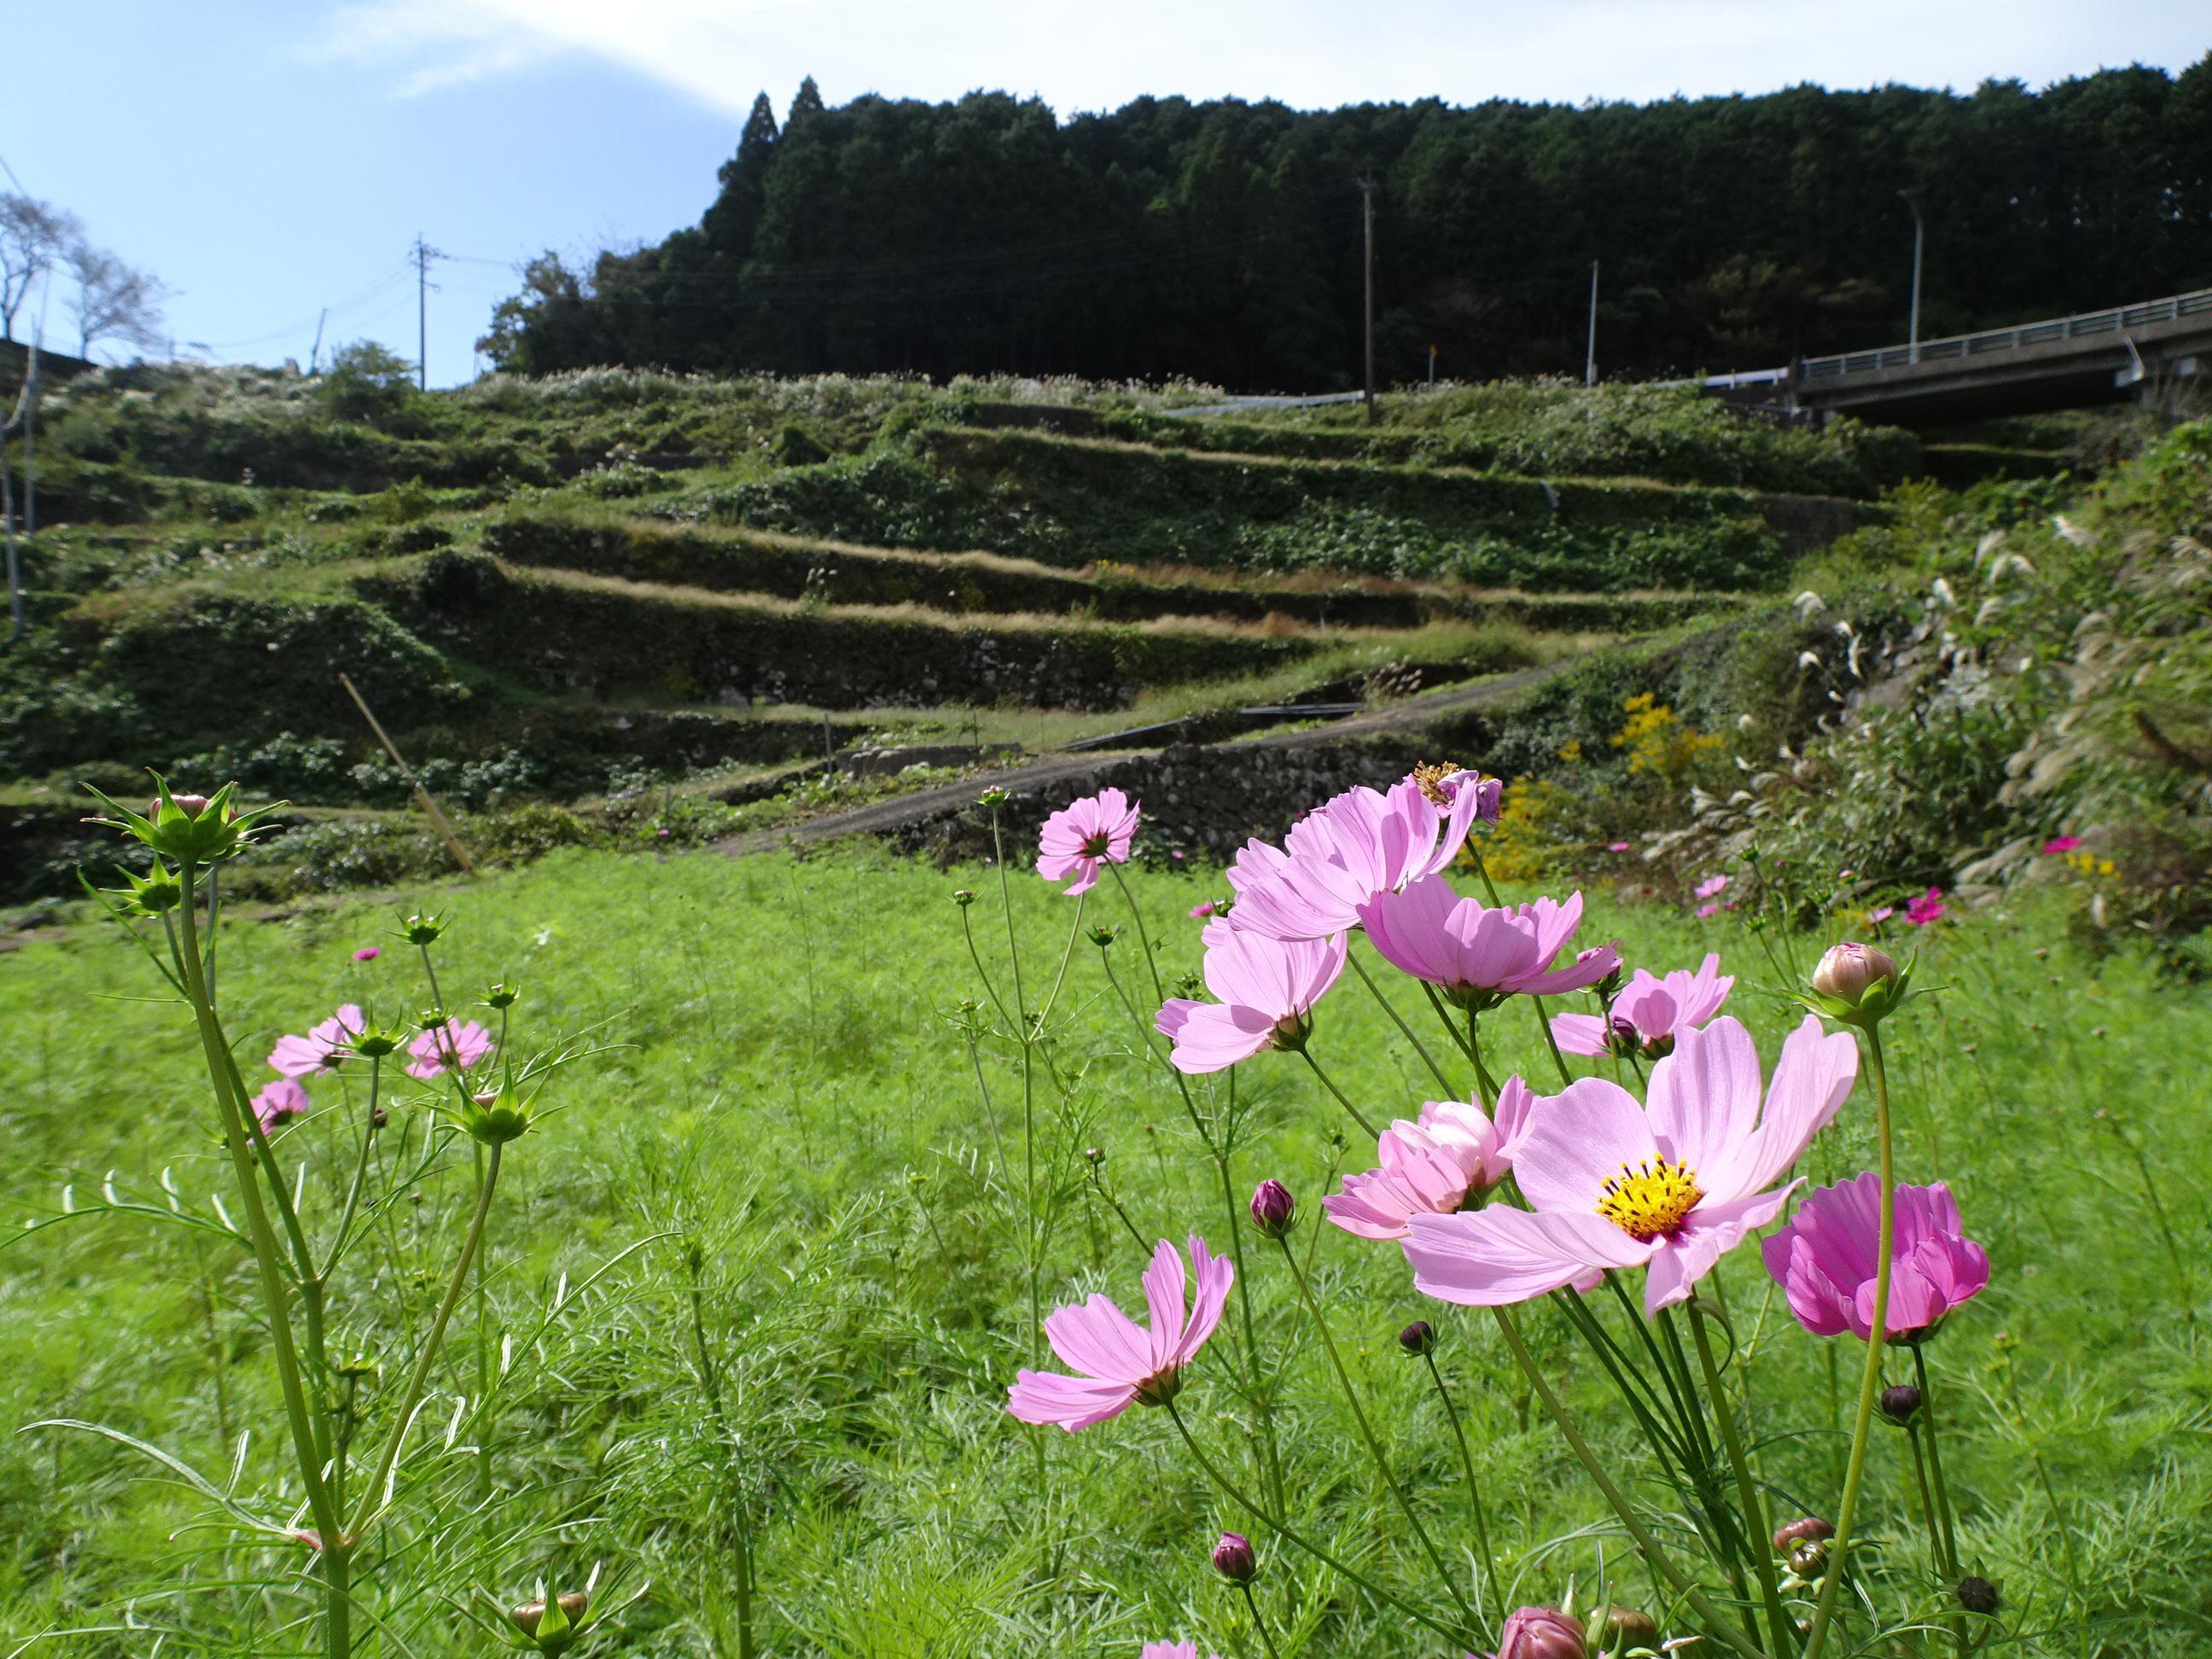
0,195,80,341
66,242,168,359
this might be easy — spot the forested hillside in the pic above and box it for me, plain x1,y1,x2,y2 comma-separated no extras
484,61,2212,389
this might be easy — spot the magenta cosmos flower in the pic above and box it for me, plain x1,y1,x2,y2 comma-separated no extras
405,1017,494,1080
1036,787,1140,895
1007,1234,1231,1429
1491,1605,1587,1659
1552,952,1733,1060
1141,1644,1222,1659
1155,919,1348,1074
1324,1079,1537,1239
1403,1015,1859,1315
1905,886,1945,925
1761,1173,1989,1342
251,1077,311,1132
1359,878,1619,1008
1225,771,1493,940
267,1004,366,1078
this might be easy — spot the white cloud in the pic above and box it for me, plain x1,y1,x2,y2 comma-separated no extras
318,0,2209,117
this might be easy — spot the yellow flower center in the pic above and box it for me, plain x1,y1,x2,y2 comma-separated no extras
1596,1157,1705,1243
1412,762,1464,806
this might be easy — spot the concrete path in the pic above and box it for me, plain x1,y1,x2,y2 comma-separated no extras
712,658,1564,855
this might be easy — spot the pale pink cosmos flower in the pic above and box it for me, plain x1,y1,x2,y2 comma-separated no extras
1761,1173,1989,1342
1140,1644,1221,1659
1552,952,1733,1059
1403,1015,1859,1315
406,1018,494,1080
251,1077,311,1132
267,1004,366,1078
1225,772,1490,940
1694,902,1720,918
1608,841,1632,852
1155,919,1348,1073
1324,1079,1537,1239
1358,877,1619,1007
1694,874,1730,900
1867,905,1895,924
1007,1234,1232,1429
1036,787,1140,895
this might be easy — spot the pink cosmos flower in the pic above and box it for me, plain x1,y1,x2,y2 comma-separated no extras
1492,1605,1587,1659
1155,919,1348,1073
1694,874,1730,900
1761,1173,1990,1342
2041,835,2081,855
405,1018,494,1080
1036,788,1140,895
267,1004,366,1078
1189,900,1224,919
1402,1015,1859,1315
1225,772,1489,940
251,1077,311,1132
1324,1080,1537,1239
1007,1234,1232,1429
1904,887,1945,925
352,946,380,962
1867,905,1895,924
1609,841,1632,852
1694,902,1720,918
1141,1644,1222,1659
1553,952,1733,1059
1358,878,1620,1008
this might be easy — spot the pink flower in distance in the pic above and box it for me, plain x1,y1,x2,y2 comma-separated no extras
1155,920,1348,1073
267,1004,366,1078
1141,1644,1221,1659
1036,787,1140,895
1609,841,1632,852
1359,877,1619,1008
1694,902,1720,918
1553,952,1733,1059
1867,905,1895,924
1403,1015,1859,1315
1761,1173,1990,1342
251,1077,311,1132
352,946,380,962
1905,887,1945,925
1694,873,1730,900
1324,1079,1537,1239
1189,899,1223,919
405,1018,494,1080
1225,772,1488,940
1007,1234,1232,1429
2042,835,2082,855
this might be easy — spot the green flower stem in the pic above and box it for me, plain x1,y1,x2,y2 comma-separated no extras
987,805,1048,1493
1422,1348,1501,1637
1912,1343,1961,1579
1346,949,1456,1097
1297,1049,1378,1138
1240,1580,1284,1659
1901,1418,1945,1581
320,1057,381,1281
1274,1237,1478,1635
349,1140,504,1541
1801,1025,1897,1659
1106,860,1167,1007
474,1137,493,1503
1464,1006,1501,1110
1491,1303,1770,1659
1419,980,1480,1064
1528,993,1576,1089
1039,888,1087,1020
1689,1298,1797,1658
175,864,346,1656
1164,1399,1467,1647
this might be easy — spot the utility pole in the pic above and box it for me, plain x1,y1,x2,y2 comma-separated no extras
411,235,445,391
309,306,329,375
1359,178,1377,426
1428,343,1436,387
1585,260,1599,387
1899,191,1924,363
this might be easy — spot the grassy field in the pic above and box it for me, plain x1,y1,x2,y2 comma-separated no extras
1,837,2203,1656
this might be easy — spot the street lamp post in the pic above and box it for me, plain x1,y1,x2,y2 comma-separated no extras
1899,191,1924,364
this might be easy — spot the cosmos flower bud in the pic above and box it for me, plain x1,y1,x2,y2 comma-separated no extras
1086,924,1119,946
509,1584,593,1654
1789,1539,1830,1577
1210,1531,1255,1583
1879,1383,1924,1425
1812,942,1896,1001
1955,1576,2000,1615
952,889,976,907
1249,1179,1295,1239
976,786,1009,807
84,776,282,864
160,793,211,818
1084,1146,1106,1165
401,912,448,946
463,1087,533,1146
1605,1606,1659,1650
1493,1604,1586,1659
484,982,521,1010
1773,1516,1832,1553
1397,1319,1436,1356
510,1591,588,1636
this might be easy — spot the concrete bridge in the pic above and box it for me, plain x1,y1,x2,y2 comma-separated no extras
1705,285,2212,426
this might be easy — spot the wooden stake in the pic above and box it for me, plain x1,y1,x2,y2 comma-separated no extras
339,672,474,871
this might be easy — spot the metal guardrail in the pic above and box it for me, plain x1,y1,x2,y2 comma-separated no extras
1801,287,2212,381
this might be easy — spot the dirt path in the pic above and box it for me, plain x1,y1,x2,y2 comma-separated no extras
712,659,1563,855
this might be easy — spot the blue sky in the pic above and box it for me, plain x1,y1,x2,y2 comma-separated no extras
8,1,2204,385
